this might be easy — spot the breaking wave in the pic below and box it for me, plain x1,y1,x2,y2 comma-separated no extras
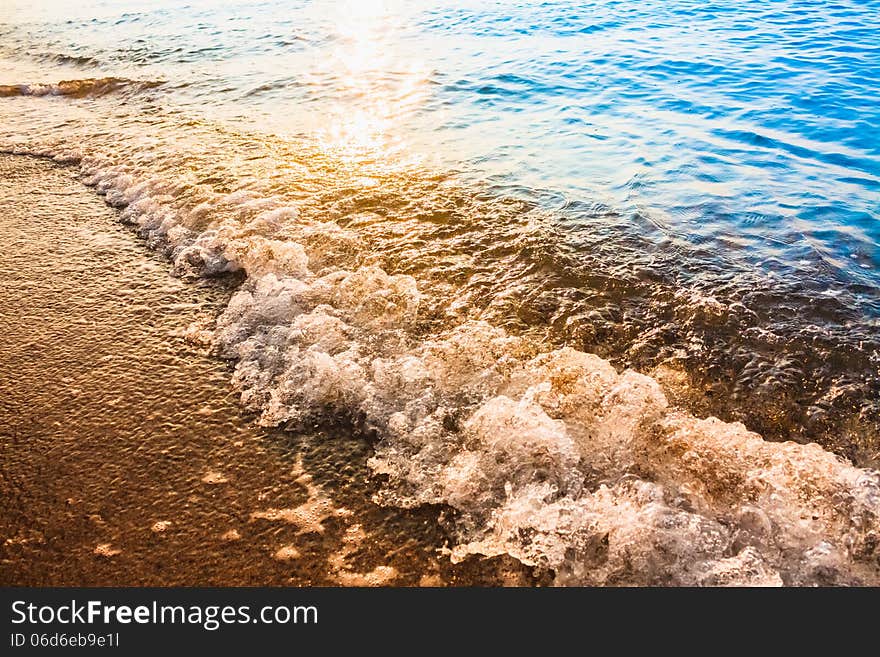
7,143,877,586
0,77,163,99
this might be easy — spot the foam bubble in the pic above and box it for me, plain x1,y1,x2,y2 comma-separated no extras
201,470,229,485
250,456,348,535
221,529,242,542
94,543,122,558
273,545,300,561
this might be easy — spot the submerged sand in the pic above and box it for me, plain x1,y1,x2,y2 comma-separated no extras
0,154,534,586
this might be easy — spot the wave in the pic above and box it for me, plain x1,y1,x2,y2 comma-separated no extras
5,143,875,586
49,53,102,68
0,77,164,99
32,51,104,68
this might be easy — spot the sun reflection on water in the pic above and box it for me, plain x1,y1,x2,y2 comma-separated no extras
312,0,430,168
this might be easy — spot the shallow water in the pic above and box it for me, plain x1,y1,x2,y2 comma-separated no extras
1,1,879,585
2,1,878,283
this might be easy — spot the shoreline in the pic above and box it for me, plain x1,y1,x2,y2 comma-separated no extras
0,153,538,586
3,151,879,585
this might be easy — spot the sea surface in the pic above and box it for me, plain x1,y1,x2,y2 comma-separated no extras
2,0,880,585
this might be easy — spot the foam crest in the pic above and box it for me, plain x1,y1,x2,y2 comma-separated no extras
367,341,880,585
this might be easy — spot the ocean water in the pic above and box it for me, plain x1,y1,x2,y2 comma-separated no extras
2,0,880,585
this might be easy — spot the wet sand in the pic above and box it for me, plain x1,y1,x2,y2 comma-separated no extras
0,154,538,586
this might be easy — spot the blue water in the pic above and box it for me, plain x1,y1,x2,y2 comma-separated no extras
2,0,878,291
420,0,880,289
